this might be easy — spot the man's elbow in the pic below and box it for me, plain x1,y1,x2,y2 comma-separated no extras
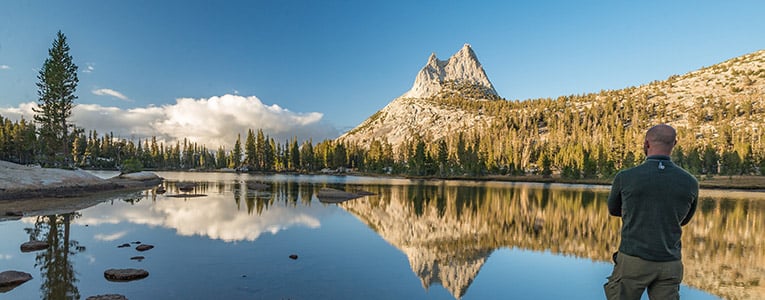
608,207,621,217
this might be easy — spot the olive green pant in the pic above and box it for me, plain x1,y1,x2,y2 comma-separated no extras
604,252,683,300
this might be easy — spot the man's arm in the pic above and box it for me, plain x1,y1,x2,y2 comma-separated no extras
681,182,699,226
607,173,622,217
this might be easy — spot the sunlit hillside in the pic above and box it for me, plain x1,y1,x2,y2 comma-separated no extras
341,49,765,178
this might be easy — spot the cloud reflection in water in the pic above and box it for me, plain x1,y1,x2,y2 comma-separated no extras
77,188,324,242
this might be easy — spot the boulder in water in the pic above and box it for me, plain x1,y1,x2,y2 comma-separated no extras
135,244,154,252
104,268,149,282
86,294,128,300
20,240,49,252
0,270,33,292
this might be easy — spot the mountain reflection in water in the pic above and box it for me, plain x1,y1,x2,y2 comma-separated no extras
4,174,761,299
338,182,765,300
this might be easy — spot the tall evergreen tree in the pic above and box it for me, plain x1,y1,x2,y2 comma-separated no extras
230,134,242,169
437,139,449,175
290,138,300,170
33,31,79,165
245,129,257,168
300,139,314,170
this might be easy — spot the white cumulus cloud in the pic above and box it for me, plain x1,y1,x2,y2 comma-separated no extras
0,65,10,70
0,94,338,148
92,88,130,101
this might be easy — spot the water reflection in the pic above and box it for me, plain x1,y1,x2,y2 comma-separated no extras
339,182,765,300
25,213,85,300
5,174,760,299
77,180,333,242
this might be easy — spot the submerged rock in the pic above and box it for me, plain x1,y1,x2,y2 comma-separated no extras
316,188,366,203
1,211,23,221
130,256,145,261
176,182,196,193
0,270,33,292
86,294,128,300
20,240,49,252
104,268,149,282
4,211,23,217
289,254,298,260
246,181,270,191
135,244,154,252
165,194,207,198
117,243,131,248
351,189,376,196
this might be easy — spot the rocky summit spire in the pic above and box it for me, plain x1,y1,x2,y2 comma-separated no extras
401,44,498,99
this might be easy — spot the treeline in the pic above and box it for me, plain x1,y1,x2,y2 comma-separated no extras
4,89,765,177
388,85,765,178
0,117,348,172
3,85,765,177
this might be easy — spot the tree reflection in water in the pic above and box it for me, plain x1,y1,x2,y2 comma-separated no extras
25,213,85,300
339,182,765,300
33,176,755,299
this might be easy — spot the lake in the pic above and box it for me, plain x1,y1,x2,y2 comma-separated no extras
1,172,763,299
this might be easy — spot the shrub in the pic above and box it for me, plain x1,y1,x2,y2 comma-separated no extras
121,158,144,174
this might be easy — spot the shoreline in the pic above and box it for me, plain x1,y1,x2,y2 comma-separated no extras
0,175,163,201
0,161,163,201
346,172,765,192
5,162,762,203
143,167,765,192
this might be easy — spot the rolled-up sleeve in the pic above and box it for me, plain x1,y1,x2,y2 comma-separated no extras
608,173,623,217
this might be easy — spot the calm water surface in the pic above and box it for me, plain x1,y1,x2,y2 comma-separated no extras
2,172,762,299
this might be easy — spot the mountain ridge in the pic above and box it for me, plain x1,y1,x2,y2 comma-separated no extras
400,44,498,99
339,46,765,173
339,44,500,148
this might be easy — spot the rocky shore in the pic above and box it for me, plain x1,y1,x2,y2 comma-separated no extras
0,160,162,201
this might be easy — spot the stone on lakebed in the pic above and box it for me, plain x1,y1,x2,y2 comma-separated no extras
86,294,128,300
104,268,149,282
20,240,49,252
135,244,154,252
0,270,33,292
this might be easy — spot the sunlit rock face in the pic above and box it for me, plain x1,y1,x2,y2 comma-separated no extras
338,44,498,150
401,44,498,99
338,97,493,151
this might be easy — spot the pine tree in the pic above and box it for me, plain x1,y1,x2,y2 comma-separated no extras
256,129,266,170
245,129,256,169
290,138,300,170
33,31,79,166
300,139,314,170
437,139,449,175
230,134,242,169
216,146,227,169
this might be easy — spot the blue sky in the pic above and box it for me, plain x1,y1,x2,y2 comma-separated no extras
1,1,764,146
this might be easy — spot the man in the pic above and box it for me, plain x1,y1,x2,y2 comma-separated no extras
604,124,699,300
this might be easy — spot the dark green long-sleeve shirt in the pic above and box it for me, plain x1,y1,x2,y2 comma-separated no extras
607,155,699,262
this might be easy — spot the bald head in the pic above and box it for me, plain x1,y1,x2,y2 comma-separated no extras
644,124,677,156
